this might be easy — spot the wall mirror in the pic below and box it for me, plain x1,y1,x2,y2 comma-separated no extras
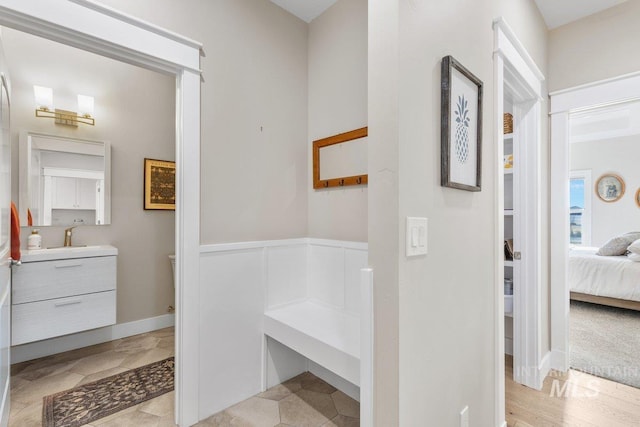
18,131,111,226
313,127,368,189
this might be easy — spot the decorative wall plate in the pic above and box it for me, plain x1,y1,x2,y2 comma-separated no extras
595,174,625,203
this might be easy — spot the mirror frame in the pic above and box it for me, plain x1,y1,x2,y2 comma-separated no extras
312,126,368,189
18,130,111,226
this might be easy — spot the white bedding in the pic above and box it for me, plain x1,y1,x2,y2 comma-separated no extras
569,247,640,302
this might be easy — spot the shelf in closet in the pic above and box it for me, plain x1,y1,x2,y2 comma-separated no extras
504,295,513,317
504,260,514,267
504,168,513,175
504,133,513,140
504,209,514,216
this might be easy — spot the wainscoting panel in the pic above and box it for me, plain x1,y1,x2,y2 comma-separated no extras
199,248,265,416
308,244,345,308
345,249,368,314
266,244,308,310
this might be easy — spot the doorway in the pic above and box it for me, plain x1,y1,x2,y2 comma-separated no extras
3,26,178,425
550,74,640,379
0,3,201,426
493,17,546,425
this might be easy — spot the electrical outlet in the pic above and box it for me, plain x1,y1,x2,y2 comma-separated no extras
460,406,469,427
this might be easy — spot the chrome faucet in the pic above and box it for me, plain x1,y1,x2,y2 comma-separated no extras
63,226,77,247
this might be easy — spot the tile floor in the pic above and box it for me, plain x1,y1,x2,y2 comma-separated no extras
8,328,360,427
196,371,360,427
9,327,175,427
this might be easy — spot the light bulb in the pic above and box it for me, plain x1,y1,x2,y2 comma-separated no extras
78,94,94,117
34,85,53,110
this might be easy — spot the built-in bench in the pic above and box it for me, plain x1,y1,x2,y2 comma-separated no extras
262,238,372,422
264,299,361,386
198,238,373,425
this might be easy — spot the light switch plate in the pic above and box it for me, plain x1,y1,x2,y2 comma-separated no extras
460,406,469,427
406,217,428,257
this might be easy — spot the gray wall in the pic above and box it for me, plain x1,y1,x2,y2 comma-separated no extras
571,136,640,247
4,29,176,324
368,0,548,424
549,0,640,92
100,0,310,245
308,0,368,242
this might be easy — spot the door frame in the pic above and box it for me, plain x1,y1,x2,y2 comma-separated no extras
0,1,202,426
493,17,546,426
549,71,640,372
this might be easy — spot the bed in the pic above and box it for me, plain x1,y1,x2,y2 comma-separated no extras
569,246,640,311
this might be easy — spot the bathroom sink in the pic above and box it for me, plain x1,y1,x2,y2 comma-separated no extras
21,245,118,262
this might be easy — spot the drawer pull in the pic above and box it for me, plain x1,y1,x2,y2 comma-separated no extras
54,300,82,307
54,263,83,269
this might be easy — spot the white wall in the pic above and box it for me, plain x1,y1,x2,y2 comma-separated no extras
549,0,640,92
369,0,548,424
571,136,640,247
308,0,368,242
4,29,176,324
99,0,310,245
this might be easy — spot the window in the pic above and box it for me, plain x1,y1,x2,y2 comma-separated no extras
569,170,592,246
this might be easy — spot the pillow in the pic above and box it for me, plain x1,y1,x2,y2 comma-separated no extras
628,252,640,262
597,232,640,256
629,239,640,255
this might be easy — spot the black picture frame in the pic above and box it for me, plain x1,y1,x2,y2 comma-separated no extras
441,55,483,191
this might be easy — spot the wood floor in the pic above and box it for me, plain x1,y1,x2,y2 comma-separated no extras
506,356,640,426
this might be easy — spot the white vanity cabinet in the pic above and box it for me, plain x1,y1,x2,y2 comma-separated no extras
11,245,117,346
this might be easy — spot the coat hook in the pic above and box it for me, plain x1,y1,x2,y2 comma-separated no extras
356,177,362,184
339,179,344,186
324,181,329,188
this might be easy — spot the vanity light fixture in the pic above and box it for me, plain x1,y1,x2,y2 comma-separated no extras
34,85,95,126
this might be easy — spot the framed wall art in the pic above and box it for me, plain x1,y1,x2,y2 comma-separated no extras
441,55,483,191
144,158,176,210
636,188,640,208
595,173,625,203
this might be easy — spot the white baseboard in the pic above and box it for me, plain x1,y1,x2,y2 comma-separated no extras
0,378,9,427
308,360,359,402
505,337,513,356
550,349,569,372
11,314,175,364
537,351,551,389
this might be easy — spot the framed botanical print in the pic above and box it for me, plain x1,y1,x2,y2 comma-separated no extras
595,173,625,203
441,55,483,191
144,158,176,210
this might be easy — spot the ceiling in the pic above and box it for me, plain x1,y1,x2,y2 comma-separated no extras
272,0,628,28
534,0,627,29
270,0,337,23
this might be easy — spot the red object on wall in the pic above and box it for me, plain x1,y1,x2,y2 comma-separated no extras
27,208,33,227
10,202,20,261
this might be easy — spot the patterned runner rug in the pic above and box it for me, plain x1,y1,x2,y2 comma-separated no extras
43,357,174,427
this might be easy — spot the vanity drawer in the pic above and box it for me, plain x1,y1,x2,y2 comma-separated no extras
11,290,116,346
12,256,116,304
